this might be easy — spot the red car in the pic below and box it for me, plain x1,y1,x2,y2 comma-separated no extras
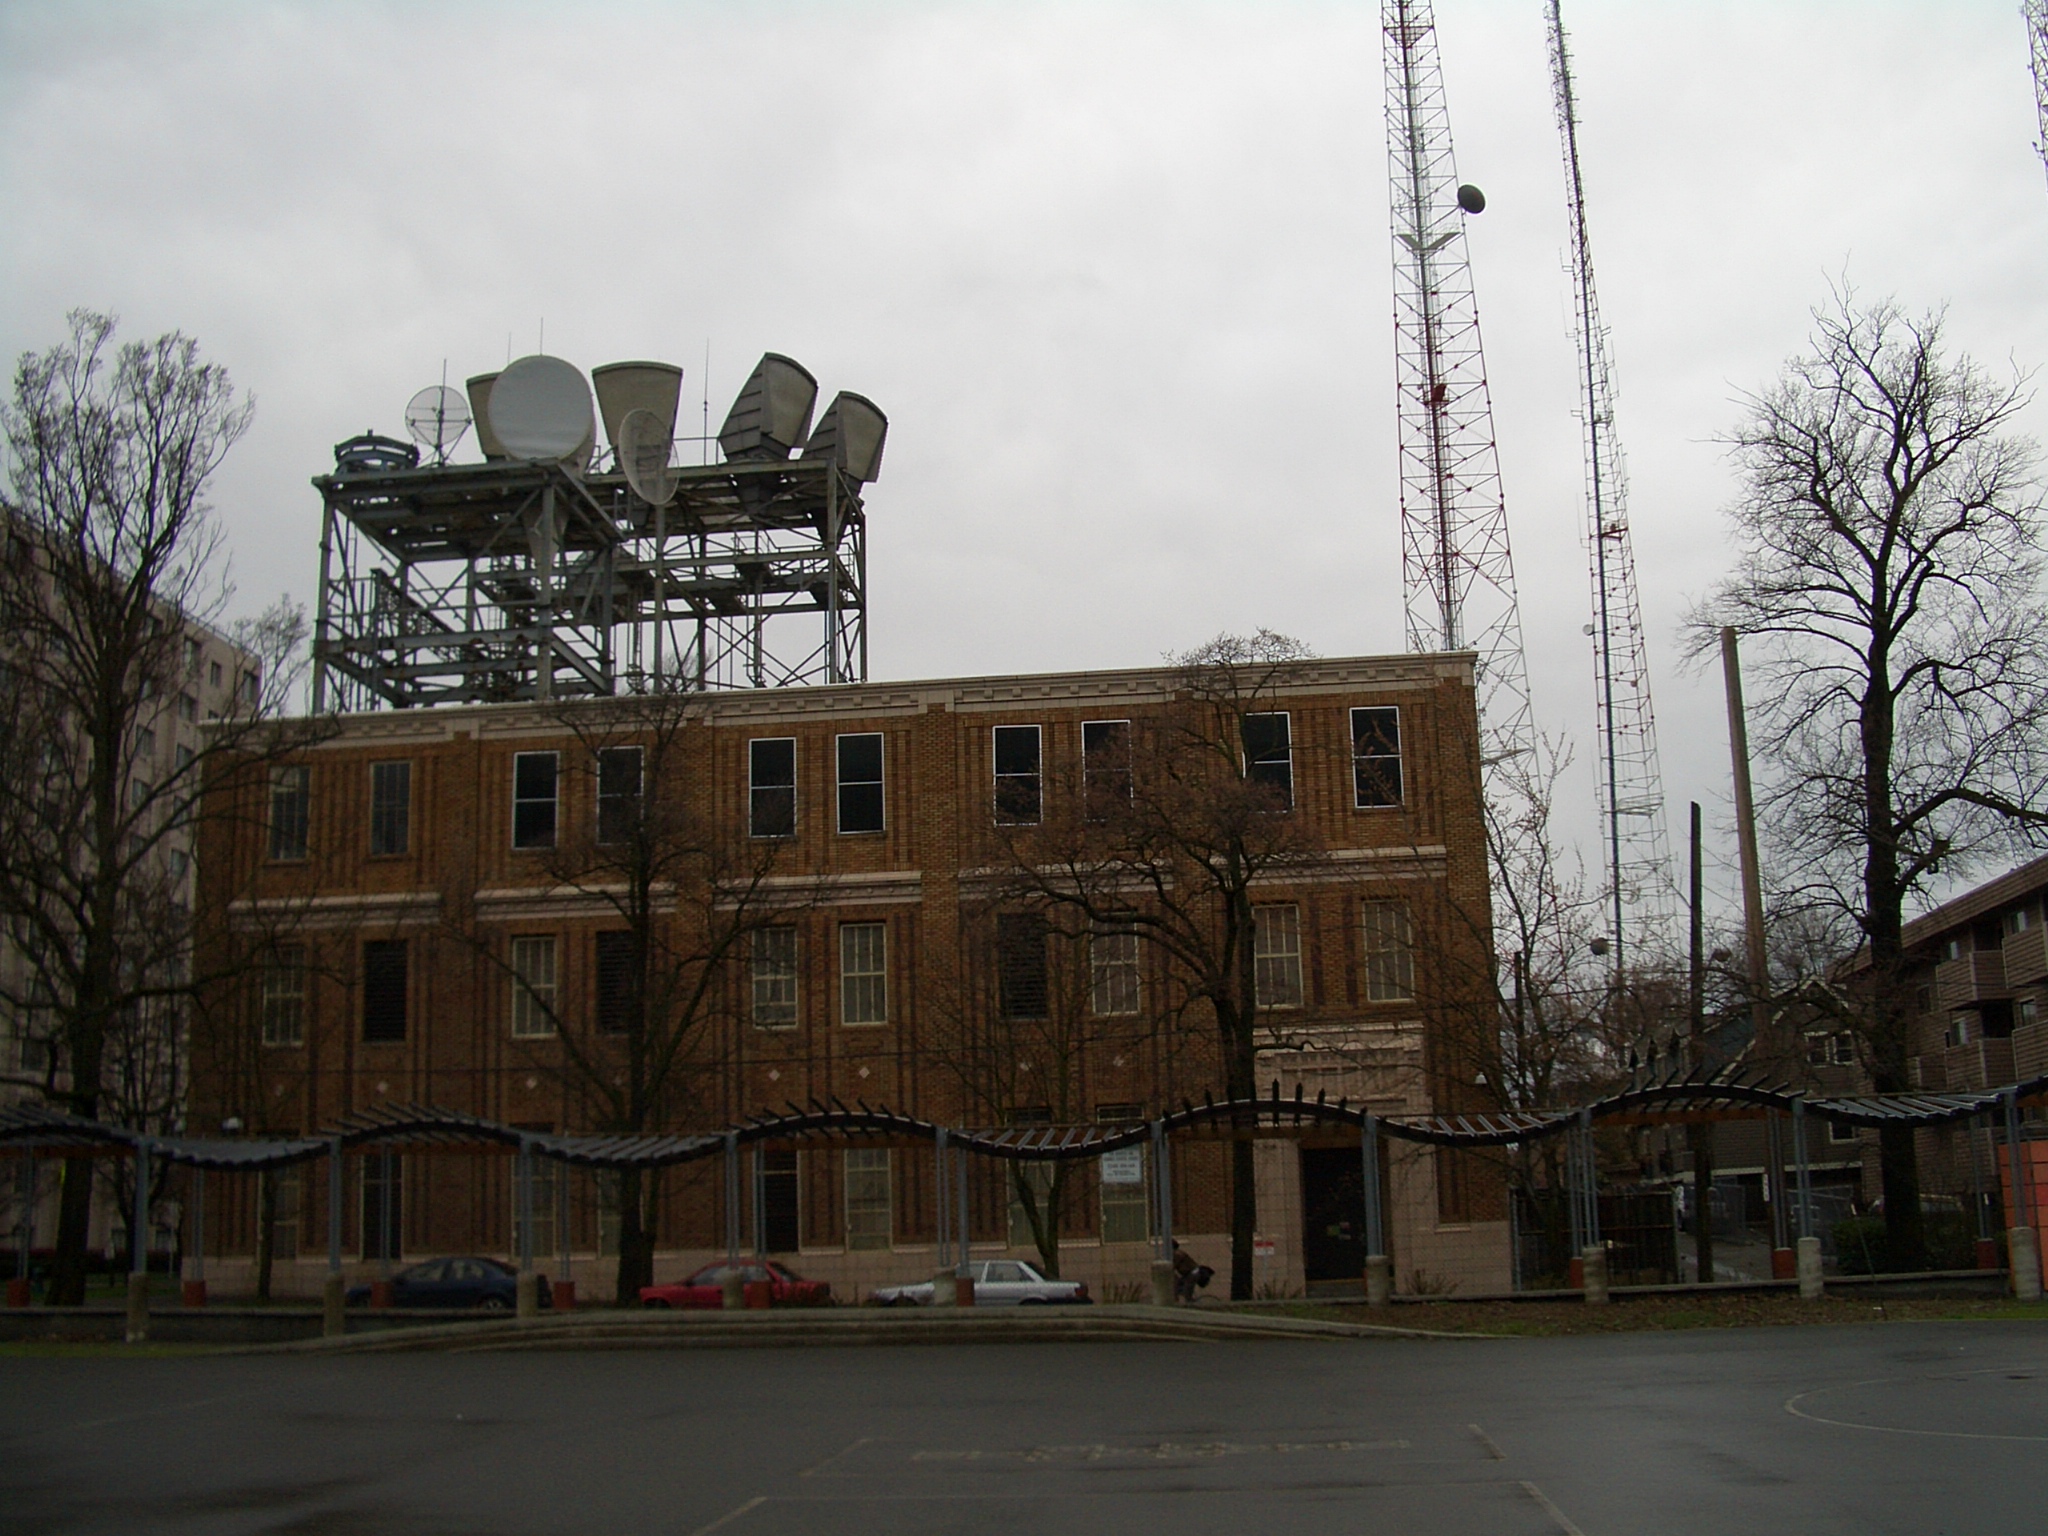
640,1260,831,1309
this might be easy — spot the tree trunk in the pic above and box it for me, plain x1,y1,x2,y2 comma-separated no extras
1229,1138,1257,1300
612,1167,656,1304
47,1156,95,1306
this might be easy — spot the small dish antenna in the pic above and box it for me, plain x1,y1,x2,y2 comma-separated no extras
487,354,596,462
618,408,679,507
404,384,472,464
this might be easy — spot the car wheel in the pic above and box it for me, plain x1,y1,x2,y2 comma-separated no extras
479,1296,510,1312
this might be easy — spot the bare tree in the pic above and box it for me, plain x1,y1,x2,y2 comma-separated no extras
444,685,798,1303
0,311,311,1304
989,630,1323,1299
923,900,1157,1277
1688,290,2048,1265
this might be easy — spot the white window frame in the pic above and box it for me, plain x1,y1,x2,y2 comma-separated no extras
510,935,558,1038
1090,928,1141,1017
1350,705,1404,808
1242,711,1293,809
748,738,797,840
835,732,886,835
992,724,1043,826
844,1147,892,1250
752,926,800,1029
511,751,559,850
260,949,307,1048
1361,899,1414,1002
1253,904,1303,1009
840,922,888,1026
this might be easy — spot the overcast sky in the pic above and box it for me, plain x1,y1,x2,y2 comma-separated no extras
4,0,2046,918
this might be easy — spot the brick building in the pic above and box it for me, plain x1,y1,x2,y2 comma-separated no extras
190,650,1509,1300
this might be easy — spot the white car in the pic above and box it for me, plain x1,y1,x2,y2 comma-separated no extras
869,1259,1092,1306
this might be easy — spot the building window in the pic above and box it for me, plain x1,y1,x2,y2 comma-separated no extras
997,912,1049,1020
1361,900,1414,1002
840,923,888,1026
178,692,198,724
2021,996,2040,1029
362,940,407,1042
836,733,885,834
513,1156,557,1261
1242,712,1293,808
1253,904,1302,1009
264,1166,301,1259
844,1147,892,1250
752,926,799,1028
240,670,260,708
512,752,558,849
993,725,1042,825
1828,1119,1859,1145
2008,907,2035,936
183,637,202,674
596,746,642,845
361,1153,402,1262
749,738,796,839
260,948,307,1048
762,1150,800,1251
595,931,637,1034
208,659,223,688
268,766,309,861
1082,719,1132,817
369,761,411,856
1098,1139,1150,1244
510,936,557,1038
1090,928,1141,1016
1351,707,1403,807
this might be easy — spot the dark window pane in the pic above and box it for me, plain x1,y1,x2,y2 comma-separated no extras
1242,712,1292,808
1351,707,1403,808
595,930,637,1035
362,940,407,1042
597,746,642,845
749,738,796,839
369,761,410,856
1082,720,1132,817
763,1150,800,1251
993,725,1042,825
997,912,1049,1020
836,733,884,834
512,752,558,849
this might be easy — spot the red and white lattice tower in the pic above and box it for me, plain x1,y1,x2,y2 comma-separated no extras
2028,1,2048,191
1384,0,1534,769
1548,0,1674,967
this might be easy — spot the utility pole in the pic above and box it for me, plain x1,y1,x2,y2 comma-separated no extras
1688,801,1714,1286
1720,628,1772,1061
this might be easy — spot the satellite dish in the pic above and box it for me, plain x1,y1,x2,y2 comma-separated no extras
618,408,678,507
404,385,471,463
801,392,888,484
487,354,595,462
1456,183,1486,214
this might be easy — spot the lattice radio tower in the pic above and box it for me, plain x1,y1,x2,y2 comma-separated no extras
1384,0,1534,769
2028,1,2048,191
1547,0,1675,968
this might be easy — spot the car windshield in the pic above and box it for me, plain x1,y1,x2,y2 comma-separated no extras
400,1261,445,1283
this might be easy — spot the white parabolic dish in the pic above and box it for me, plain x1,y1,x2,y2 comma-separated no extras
488,355,595,461
618,409,679,507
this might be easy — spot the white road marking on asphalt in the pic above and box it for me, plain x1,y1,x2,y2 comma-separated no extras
1468,1422,1506,1460
1783,1374,2048,1443
911,1439,1408,1462
800,1437,874,1477
1520,1480,1589,1536
684,1494,766,1536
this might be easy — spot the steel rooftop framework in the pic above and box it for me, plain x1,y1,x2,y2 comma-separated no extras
311,455,868,712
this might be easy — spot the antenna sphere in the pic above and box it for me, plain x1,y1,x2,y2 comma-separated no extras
488,354,595,462
1456,183,1486,214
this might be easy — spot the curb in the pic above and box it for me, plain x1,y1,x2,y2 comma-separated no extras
239,1304,1493,1355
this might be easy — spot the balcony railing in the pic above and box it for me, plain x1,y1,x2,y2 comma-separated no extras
1935,951,2009,1009
1942,1037,2015,1092
2002,924,2048,986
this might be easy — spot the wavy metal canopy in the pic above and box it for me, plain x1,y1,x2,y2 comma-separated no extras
5,1069,2043,1173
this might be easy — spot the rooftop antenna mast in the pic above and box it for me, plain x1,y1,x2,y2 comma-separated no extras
2028,1,2048,191
1547,0,1675,974
1384,0,1533,770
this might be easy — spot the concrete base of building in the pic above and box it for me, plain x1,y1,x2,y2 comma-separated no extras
322,1272,345,1338
1365,1255,1391,1307
516,1273,540,1318
1796,1236,1824,1300
1150,1260,1175,1307
124,1272,149,1343
1580,1246,1609,1306
2010,1227,2042,1301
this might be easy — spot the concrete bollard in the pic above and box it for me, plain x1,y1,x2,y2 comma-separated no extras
516,1272,540,1318
931,1268,957,1307
2010,1227,2042,1302
124,1271,150,1343
323,1272,346,1338
1580,1245,1609,1306
1150,1259,1175,1307
1796,1235,1824,1300
1365,1255,1392,1307
721,1271,745,1311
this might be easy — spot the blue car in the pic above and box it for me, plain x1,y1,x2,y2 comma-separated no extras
345,1256,549,1310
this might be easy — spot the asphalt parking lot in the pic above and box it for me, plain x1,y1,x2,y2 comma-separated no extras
2,1321,2043,1535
